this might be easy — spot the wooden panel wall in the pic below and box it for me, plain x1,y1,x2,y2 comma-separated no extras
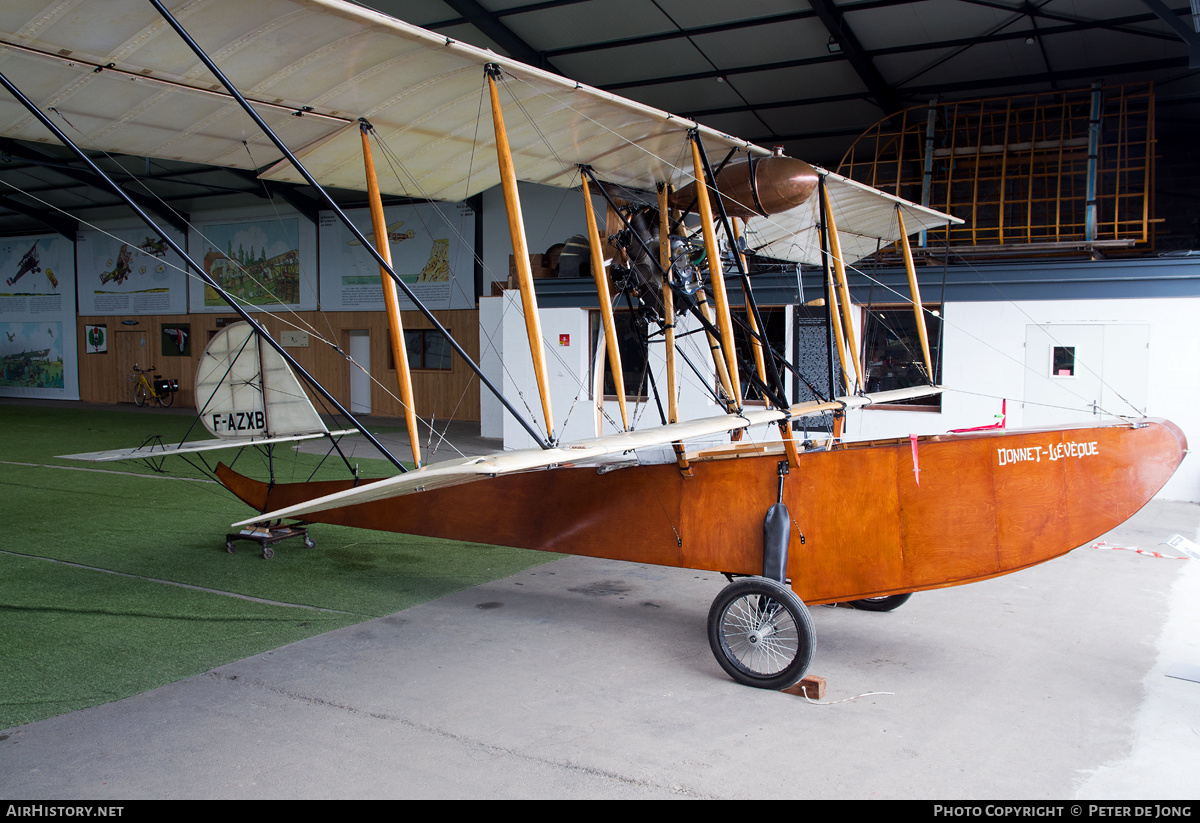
75,310,482,421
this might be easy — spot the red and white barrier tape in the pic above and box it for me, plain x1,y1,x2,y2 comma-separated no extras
1090,541,1188,560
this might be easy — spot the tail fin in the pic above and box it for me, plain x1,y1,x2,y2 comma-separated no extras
195,322,328,439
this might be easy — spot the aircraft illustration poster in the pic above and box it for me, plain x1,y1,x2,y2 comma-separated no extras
75,225,187,315
187,208,317,312
318,203,476,311
0,320,73,397
0,234,78,399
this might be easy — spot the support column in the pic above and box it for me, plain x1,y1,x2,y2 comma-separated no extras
822,183,864,393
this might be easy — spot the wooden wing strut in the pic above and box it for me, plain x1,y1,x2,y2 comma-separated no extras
488,66,555,443
361,125,421,466
581,173,628,432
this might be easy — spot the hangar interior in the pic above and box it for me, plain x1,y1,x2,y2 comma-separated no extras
6,0,1197,497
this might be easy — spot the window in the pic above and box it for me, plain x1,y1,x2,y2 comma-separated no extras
861,305,942,409
1052,346,1075,377
589,311,649,400
389,329,452,371
730,307,786,404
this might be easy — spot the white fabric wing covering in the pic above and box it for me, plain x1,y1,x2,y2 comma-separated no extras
0,0,754,201
232,385,943,526
743,172,961,266
58,429,358,463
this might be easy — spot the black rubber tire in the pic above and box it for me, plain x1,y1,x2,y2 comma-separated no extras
708,577,815,690
304,536,316,549
134,383,147,407
225,541,236,554
159,389,173,408
262,546,274,560
848,593,913,612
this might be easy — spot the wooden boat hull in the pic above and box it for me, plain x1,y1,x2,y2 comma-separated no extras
217,418,1186,604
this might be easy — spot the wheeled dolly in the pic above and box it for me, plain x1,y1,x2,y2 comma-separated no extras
224,521,315,560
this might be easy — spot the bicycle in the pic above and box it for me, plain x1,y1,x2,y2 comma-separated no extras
130,364,178,407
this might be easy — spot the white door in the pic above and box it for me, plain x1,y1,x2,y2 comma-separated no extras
1023,323,1148,427
347,329,371,414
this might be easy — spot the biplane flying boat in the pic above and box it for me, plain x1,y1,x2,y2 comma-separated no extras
1,0,1187,690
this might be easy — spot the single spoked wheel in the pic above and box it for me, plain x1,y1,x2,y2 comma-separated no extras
134,383,147,406
847,593,912,612
158,390,173,408
708,577,815,690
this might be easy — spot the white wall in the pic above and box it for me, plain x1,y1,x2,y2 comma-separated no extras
480,294,727,451
845,297,1200,502
482,294,1200,502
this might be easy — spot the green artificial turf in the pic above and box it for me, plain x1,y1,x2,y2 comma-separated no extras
0,403,558,729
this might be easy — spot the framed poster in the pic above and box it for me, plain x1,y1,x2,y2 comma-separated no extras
85,325,107,353
162,324,190,356
318,202,476,311
0,234,78,399
188,207,317,312
76,224,187,315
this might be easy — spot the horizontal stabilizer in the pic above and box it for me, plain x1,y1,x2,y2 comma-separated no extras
59,430,359,463
232,385,942,526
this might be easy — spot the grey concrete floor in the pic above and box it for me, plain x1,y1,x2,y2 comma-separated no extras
1,497,1198,799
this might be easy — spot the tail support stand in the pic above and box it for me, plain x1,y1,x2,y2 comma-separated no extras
762,460,791,583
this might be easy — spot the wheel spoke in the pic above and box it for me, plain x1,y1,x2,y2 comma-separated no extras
720,592,801,676
708,577,815,689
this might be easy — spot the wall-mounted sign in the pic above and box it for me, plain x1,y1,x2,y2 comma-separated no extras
0,234,78,399
86,325,107,353
188,208,317,312
281,330,309,348
318,203,475,311
162,324,191,356
76,225,187,316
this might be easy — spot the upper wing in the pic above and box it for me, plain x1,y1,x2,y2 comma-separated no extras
0,0,957,266
0,0,757,201
743,170,962,267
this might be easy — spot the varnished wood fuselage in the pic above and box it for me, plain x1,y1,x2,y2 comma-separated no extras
217,419,1186,604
